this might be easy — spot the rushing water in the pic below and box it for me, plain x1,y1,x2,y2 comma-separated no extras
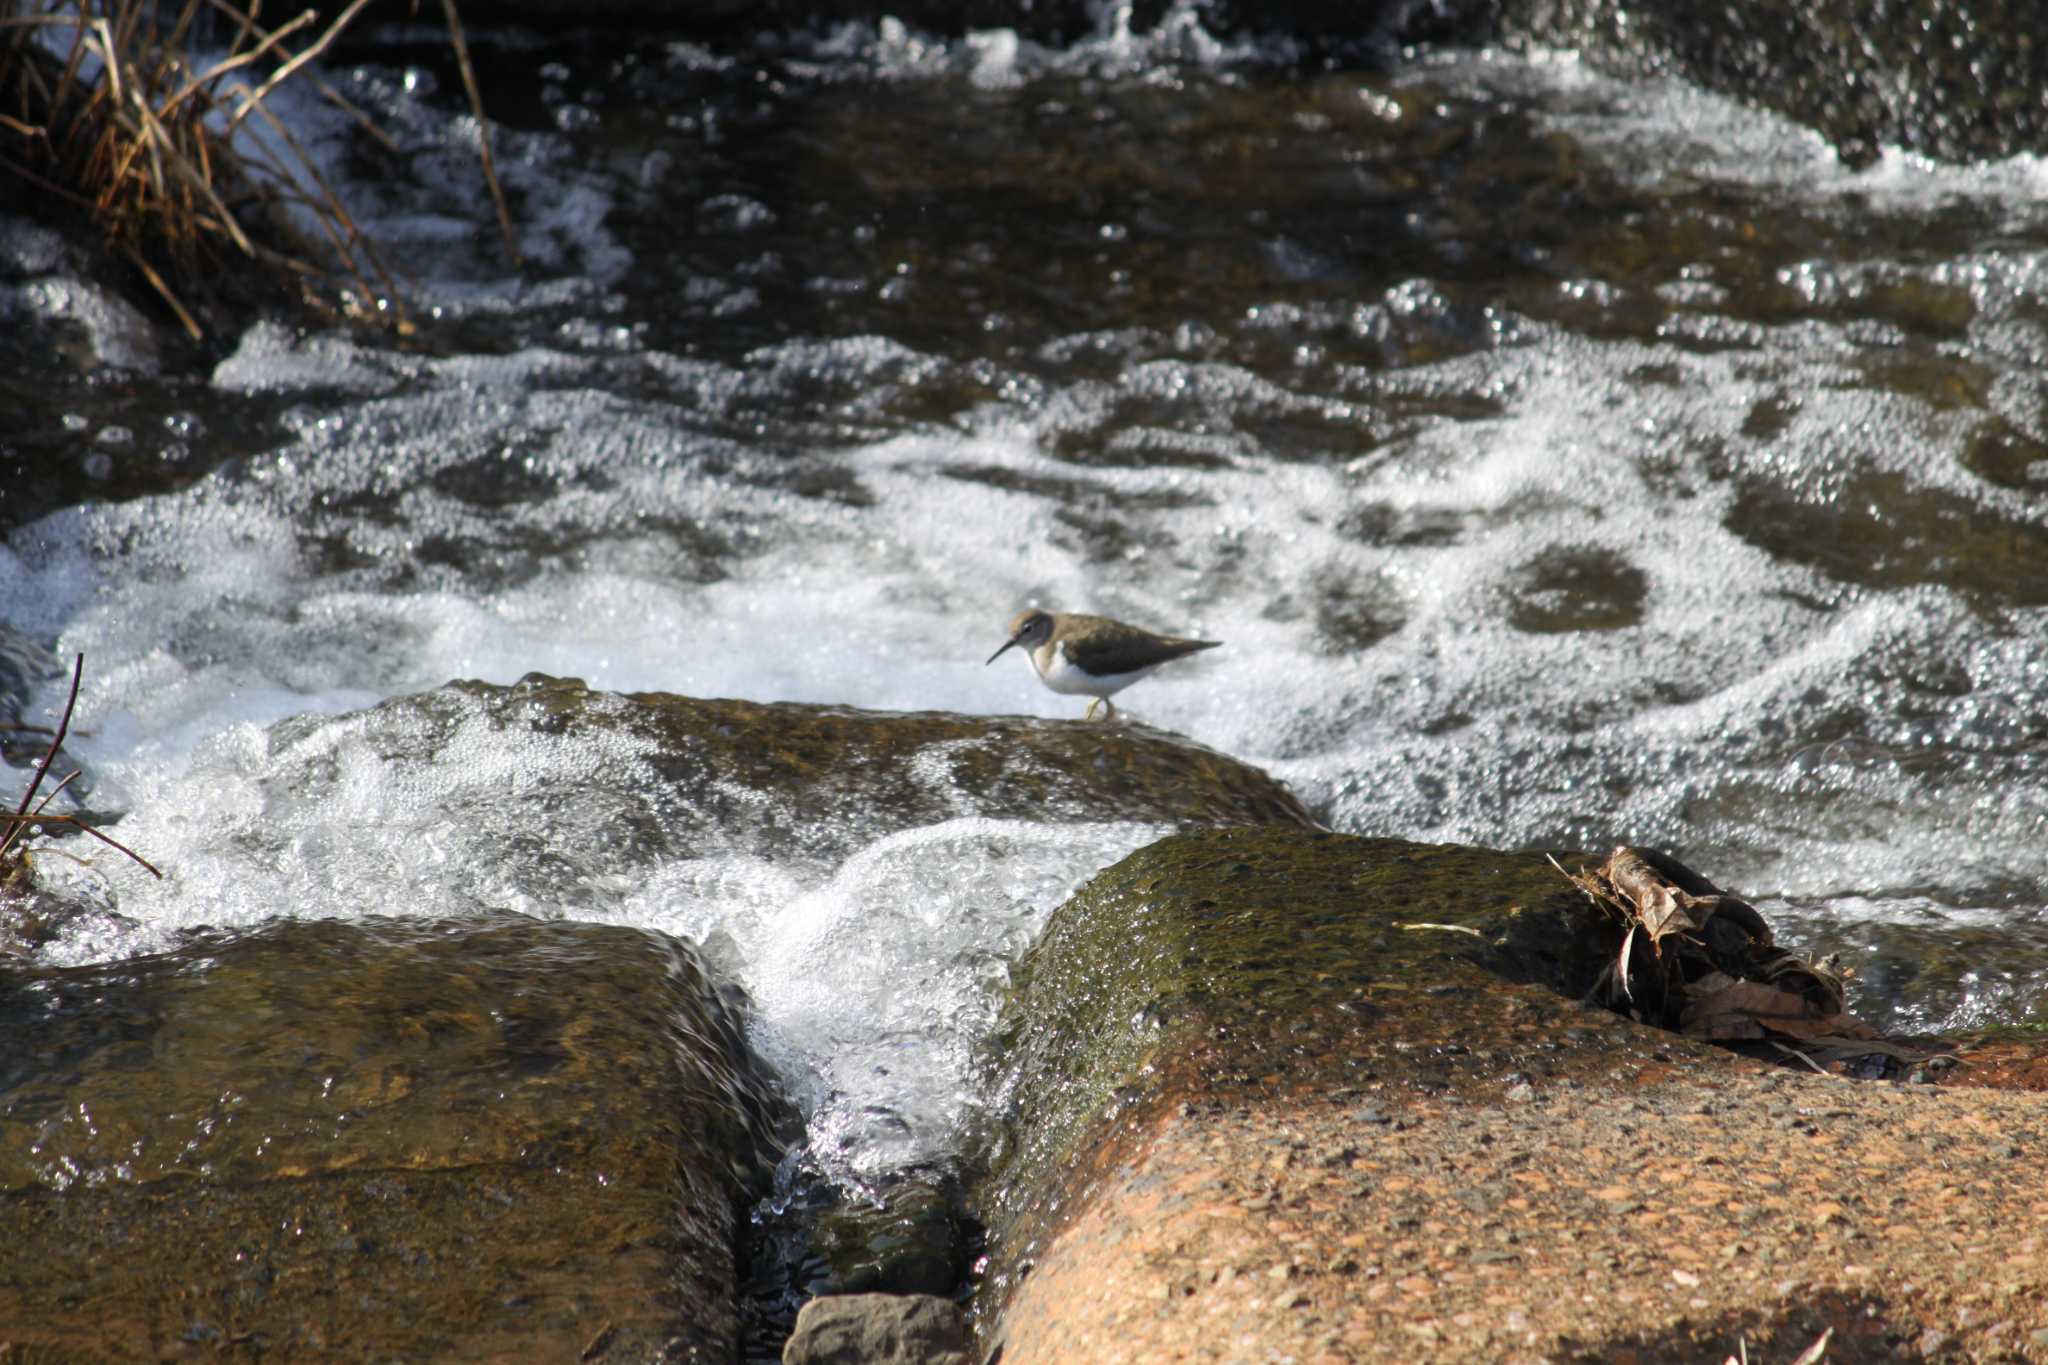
5,18,2048,1189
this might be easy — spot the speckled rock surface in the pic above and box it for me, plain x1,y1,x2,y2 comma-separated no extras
981,827,1613,1252
992,1056,2048,1362
0,915,790,1360
981,827,2048,1362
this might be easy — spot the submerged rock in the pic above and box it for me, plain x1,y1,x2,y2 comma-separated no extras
267,673,1318,869
0,914,792,1359
372,1,2040,169
806,1173,977,1298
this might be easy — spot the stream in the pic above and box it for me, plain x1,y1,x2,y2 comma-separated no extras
5,15,2047,1204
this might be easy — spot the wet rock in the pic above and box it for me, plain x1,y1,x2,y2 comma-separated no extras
781,1292,972,1365
979,828,1611,1263
0,624,63,733
977,827,2048,1361
1504,544,1649,634
0,214,222,537
286,674,1317,868
0,914,792,1359
1492,0,2048,167
0,215,163,376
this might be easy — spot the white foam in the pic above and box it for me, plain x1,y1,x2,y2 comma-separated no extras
1417,47,2048,222
620,818,1168,1180
839,1,1274,87
21,312,2045,915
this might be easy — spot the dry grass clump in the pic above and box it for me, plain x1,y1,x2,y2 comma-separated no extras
0,0,513,339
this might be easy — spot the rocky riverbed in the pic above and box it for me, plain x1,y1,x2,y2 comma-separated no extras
5,691,2044,1361
5,1,2046,1359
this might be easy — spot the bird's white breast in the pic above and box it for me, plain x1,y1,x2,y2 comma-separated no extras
1032,641,1157,698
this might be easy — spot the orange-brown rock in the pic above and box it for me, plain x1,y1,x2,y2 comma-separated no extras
981,828,2048,1362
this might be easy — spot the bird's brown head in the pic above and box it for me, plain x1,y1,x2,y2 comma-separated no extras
986,608,1055,665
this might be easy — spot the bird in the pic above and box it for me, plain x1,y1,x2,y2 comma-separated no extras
986,608,1220,721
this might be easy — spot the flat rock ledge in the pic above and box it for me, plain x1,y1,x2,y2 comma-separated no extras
0,915,789,1360
320,674,1319,861
6,677,1318,957
980,828,2048,1362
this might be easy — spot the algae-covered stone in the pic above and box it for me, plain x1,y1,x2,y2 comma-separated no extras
0,914,791,1359
979,828,1611,1261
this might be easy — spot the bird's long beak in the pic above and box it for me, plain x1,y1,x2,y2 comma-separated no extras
986,636,1020,666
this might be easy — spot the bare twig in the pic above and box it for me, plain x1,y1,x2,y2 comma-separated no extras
223,0,376,135
0,811,165,881
28,768,83,816
124,244,205,341
1,655,165,883
160,9,317,121
439,0,521,268
1394,921,1483,938
5,654,82,842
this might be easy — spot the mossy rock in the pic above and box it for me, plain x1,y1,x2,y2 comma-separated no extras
0,914,791,1359
978,828,1618,1265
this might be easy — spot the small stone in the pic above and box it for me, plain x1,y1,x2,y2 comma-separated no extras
1504,1083,1537,1104
782,1294,971,1365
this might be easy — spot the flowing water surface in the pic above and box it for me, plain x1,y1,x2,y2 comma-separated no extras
5,18,2048,1190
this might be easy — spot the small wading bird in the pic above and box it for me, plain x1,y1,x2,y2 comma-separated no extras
986,608,1220,721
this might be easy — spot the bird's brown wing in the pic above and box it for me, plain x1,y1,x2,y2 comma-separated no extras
1063,630,1220,675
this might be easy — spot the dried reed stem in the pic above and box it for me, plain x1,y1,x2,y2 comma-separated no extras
2,0,496,335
